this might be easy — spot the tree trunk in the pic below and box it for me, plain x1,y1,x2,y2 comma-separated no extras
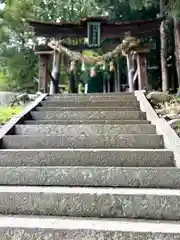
160,20,168,92
174,17,180,90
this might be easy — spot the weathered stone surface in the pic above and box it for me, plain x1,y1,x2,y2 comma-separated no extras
51,92,134,97
2,134,164,149
15,124,156,135
28,94,38,101
36,106,140,111
0,186,180,220
0,91,17,106
147,91,172,103
0,166,180,188
54,231,180,240
24,119,150,125
163,114,180,120
41,100,140,108
46,95,137,102
16,93,29,101
0,216,180,240
1,91,179,235
156,107,180,115
0,149,174,167
0,94,47,140
168,119,180,129
31,110,146,121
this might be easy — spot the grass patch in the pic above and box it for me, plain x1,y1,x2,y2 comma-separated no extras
0,106,22,124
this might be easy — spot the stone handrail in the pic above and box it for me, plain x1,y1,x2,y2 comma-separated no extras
135,90,180,167
0,93,47,143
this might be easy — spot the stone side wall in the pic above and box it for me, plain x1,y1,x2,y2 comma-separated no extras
0,92,17,106
0,92,40,106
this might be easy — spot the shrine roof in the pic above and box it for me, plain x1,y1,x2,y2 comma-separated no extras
28,17,163,37
28,19,81,28
80,16,109,23
113,18,163,26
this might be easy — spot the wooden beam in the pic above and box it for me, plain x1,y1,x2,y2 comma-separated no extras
30,25,86,37
35,44,99,53
133,69,138,84
136,51,148,90
39,54,49,93
101,26,160,40
29,18,161,38
126,54,134,92
35,51,53,55
50,51,60,94
116,58,121,92
35,41,153,56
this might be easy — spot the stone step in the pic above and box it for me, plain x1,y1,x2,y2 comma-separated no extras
0,166,179,188
15,124,156,135
0,149,173,167
24,119,151,125
36,106,140,111
1,134,164,149
1,216,180,240
46,95,137,101
0,186,179,220
41,100,140,107
50,92,134,97
31,110,146,121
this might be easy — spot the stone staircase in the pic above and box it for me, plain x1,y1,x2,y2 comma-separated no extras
0,92,180,239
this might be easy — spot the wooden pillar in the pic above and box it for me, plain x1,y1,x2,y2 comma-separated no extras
126,53,134,92
117,62,121,92
107,80,110,93
136,50,149,90
69,60,78,93
38,54,49,93
116,56,121,92
114,61,118,92
50,50,60,95
103,77,106,93
102,62,107,93
117,66,120,92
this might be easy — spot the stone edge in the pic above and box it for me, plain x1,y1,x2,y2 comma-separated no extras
0,93,47,142
0,216,179,233
135,90,180,167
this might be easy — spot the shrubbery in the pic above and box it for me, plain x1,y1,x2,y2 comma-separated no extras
0,106,22,124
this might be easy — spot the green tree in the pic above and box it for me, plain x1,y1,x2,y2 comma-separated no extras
0,0,38,92
96,0,161,90
128,0,180,92
0,0,104,92
32,0,101,21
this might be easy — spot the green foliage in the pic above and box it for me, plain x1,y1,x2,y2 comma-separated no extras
0,0,104,93
0,0,179,93
32,0,100,21
128,0,180,17
0,106,22,123
0,47,38,92
0,0,38,92
0,68,10,91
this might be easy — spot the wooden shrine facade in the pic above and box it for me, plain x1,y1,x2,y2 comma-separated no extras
29,17,162,40
28,16,162,93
